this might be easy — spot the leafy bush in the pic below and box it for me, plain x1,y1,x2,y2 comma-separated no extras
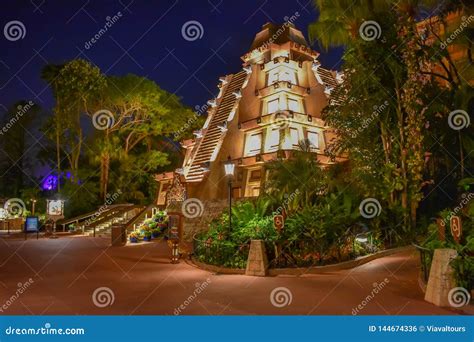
422,198,474,290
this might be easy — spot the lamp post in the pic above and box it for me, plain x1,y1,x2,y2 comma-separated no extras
224,156,235,233
30,199,36,215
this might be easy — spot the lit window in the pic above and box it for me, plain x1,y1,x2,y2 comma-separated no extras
245,133,262,156
290,128,299,146
266,128,280,152
288,98,299,112
307,131,319,149
267,99,279,114
268,71,279,85
267,69,296,85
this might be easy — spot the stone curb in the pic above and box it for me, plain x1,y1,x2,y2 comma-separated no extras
190,258,246,274
191,246,415,276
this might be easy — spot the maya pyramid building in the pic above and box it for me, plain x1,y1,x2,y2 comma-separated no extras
155,22,344,205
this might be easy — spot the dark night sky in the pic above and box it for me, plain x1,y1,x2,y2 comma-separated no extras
0,0,343,114
0,0,343,180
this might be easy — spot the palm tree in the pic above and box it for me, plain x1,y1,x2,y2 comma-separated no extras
263,140,327,211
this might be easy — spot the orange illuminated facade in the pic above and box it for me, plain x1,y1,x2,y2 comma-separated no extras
155,22,345,204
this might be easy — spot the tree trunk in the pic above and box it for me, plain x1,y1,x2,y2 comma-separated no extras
100,152,110,201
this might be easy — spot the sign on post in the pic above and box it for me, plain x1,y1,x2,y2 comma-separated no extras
24,216,39,240
273,214,284,233
450,216,462,243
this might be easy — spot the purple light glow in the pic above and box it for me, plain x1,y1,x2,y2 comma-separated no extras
42,174,58,191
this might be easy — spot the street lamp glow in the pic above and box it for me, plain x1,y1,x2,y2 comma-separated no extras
224,156,235,233
224,157,235,177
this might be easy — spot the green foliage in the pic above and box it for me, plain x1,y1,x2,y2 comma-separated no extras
264,140,328,211
423,200,474,290
61,178,100,218
310,0,474,231
194,184,380,268
0,101,40,197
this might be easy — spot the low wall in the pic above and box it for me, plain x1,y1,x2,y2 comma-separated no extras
190,246,414,276
167,199,227,242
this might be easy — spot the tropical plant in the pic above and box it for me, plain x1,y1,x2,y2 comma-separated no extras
309,0,473,232
264,140,328,211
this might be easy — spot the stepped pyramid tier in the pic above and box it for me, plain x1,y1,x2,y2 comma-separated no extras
155,22,345,204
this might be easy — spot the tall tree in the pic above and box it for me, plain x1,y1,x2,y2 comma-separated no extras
44,59,106,182
91,74,195,200
309,0,473,230
0,101,39,196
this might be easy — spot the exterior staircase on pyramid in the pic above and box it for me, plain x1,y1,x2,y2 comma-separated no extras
184,70,248,182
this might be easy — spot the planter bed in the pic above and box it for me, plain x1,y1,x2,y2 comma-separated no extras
191,246,414,276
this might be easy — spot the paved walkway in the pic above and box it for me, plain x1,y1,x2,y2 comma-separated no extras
0,235,470,315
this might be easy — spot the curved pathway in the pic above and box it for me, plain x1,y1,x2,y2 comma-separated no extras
0,236,470,315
